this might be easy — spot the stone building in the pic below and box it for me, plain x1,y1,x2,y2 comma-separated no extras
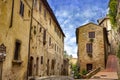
76,23,109,73
97,16,117,54
28,0,65,78
0,0,31,80
0,0,65,80
61,58,69,76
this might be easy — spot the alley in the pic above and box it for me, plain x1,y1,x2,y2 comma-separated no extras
91,54,118,79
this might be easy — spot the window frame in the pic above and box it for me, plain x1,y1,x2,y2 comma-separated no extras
86,43,93,53
19,0,24,17
14,40,21,60
89,32,95,38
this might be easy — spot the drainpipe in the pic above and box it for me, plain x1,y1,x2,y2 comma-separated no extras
9,0,14,28
27,0,34,80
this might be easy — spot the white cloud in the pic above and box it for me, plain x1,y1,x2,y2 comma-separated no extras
50,1,108,58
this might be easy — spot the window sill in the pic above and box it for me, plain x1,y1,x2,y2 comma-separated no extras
12,60,23,65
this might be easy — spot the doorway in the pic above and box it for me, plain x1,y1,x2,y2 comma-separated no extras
86,64,92,72
36,57,39,75
29,56,33,76
0,62,3,80
47,59,49,75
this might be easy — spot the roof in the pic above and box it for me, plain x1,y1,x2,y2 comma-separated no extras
76,22,110,44
97,16,110,25
42,0,65,37
76,22,102,30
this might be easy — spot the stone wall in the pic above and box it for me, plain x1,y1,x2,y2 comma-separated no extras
0,0,30,80
76,23,106,73
28,0,65,77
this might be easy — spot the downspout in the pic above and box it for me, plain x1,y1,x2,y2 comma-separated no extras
27,0,34,79
9,0,14,28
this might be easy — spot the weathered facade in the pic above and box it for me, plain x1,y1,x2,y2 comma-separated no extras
76,23,109,73
0,0,30,80
61,58,69,76
97,16,117,54
0,0,65,80
28,0,65,78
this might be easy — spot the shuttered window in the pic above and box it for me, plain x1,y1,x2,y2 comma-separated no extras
89,32,95,38
14,41,21,60
19,0,24,17
43,30,46,45
86,43,92,53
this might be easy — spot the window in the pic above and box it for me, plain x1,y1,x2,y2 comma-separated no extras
43,30,46,45
19,0,24,17
49,37,51,46
34,0,37,7
49,18,51,25
55,44,56,51
44,9,46,19
39,27,42,32
14,41,21,60
51,59,55,69
39,1,42,12
86,43,92,53
89,32,95,38
41,56,43,64
28,10,30,17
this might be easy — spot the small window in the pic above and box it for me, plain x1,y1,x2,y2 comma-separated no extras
44,9,46,19
39,27,42,32
14,41,21,60
51,59,55,69
41,56,43,64
89,32,95,38
55,44,56,51
19,0,24,17
28,10,31,17
34,0,37,8
86,43,92,53
49,18,51,25
43,30,46,45
49,37,51,46
39,1,42,12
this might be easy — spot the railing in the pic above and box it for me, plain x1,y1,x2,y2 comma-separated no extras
82,67,101,79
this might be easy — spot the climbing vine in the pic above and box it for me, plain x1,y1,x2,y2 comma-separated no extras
108,0,118,28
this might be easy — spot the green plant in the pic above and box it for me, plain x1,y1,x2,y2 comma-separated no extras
71,64,81,79
89,38,94,43
81,69,88,75
108,0,118,28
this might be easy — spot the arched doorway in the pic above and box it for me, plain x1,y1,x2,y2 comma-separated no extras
29,56,34,76
47,59,49,75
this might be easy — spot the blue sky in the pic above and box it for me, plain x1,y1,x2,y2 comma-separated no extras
47,0,109,58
